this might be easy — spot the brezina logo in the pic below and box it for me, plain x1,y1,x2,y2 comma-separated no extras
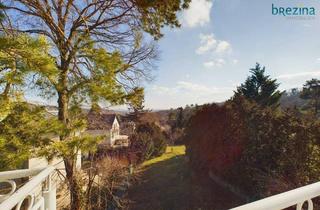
272,4,316,16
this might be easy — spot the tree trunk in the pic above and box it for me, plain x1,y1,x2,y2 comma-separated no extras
64,159,82,210
58,91,69,124
57,83,83,210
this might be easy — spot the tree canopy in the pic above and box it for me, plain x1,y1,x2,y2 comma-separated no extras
0,34,57,98
185,98,320,200
1,1,191,209
300,78,320,115
235,63,282,107
1,0,191,122
0,102,60,171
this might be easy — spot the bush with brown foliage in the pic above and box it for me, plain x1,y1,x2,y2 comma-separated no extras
185,101,247,176
185,97,320,200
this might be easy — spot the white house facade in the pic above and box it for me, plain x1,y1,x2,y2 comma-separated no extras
109,116,129,147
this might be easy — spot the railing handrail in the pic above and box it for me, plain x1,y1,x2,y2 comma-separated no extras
231,181,320,210
0,166,55,210
0,167,46,181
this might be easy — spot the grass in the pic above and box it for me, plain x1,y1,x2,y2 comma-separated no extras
127,145,191,210
142,145,186,167
127,145,244,210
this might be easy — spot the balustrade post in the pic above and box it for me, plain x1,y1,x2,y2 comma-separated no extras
43,174,56,210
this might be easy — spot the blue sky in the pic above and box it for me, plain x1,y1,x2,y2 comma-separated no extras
144,0,320,109
25,0,320,110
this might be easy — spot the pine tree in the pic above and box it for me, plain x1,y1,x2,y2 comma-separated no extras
2,1,191,209
235,63,282,107
0,33,61,170
0,34,57,120
0,102,60,171
0,34,57,97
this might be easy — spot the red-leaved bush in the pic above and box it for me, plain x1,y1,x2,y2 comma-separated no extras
185,102,247,175
185,97,320,200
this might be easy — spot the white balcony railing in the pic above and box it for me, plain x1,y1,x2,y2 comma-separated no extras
0,166,56,210
2,165,320,210
231,181,320,210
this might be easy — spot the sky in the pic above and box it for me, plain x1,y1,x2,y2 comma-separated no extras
25,0,320,110
143,0,320,109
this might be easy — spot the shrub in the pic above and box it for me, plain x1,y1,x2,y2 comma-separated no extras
129,122,167,163
170,127,185,145
184,102,247,176
85,156,128,210
185,97,320,200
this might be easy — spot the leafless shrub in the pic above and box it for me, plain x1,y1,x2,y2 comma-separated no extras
85,156,129,210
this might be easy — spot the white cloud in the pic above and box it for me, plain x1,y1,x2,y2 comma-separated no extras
216,41,232,53
203,61,216,68
148,81,234,108
178,81,234,98
177,81,212,93
204,58,226,68
232,59,239,64
196,33,232,55
316,58,320,62
182,0,213,28
196,34,217,55
152,81,232,96
277,71,320,80
151,85,174,95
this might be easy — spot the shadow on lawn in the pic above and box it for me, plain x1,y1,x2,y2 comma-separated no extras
127,154,244,210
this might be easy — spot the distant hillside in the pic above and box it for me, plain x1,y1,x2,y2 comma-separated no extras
38,93,310,126
280,88,309,109
40,105,128,116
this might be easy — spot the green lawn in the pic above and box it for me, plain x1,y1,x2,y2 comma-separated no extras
127,145,244,210
127,145,191,210
142,145,186,167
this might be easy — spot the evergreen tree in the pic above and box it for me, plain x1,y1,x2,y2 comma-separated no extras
0,34,57,98
0,102,60,171
0,33,62,171
2,1,191,209
300,78,320,115
0,34,57,121
130,122,166,162
235,63,282,107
